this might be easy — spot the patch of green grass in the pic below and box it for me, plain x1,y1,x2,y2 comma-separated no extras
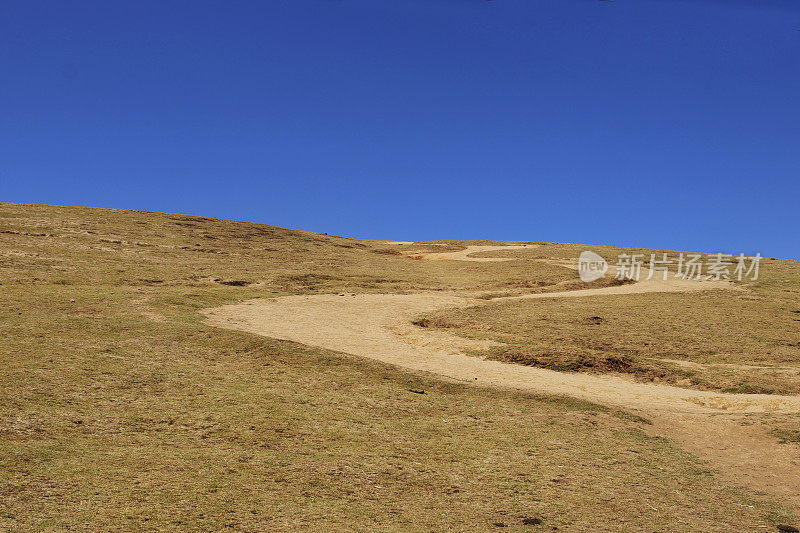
772,429,800,445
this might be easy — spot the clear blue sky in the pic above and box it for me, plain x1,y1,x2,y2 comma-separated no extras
2,1,798,258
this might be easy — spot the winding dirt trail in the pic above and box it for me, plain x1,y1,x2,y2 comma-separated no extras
408,244,537,262
202,245,800,509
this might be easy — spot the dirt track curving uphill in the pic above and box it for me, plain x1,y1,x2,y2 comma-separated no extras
407,244,537,262
202,245,800,509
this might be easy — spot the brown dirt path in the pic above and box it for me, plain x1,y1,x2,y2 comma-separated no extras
201,245,800,510
408,244,537,262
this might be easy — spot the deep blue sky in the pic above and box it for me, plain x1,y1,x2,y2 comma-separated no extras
2,1,798,258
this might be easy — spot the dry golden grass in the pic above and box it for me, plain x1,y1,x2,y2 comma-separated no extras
414,257,800,395
1,203,797,530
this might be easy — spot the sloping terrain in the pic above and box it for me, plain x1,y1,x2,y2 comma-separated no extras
203,246,800,509
1,203,798,530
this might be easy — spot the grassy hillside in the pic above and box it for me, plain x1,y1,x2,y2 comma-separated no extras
0,203,796,530
412,250,800,395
